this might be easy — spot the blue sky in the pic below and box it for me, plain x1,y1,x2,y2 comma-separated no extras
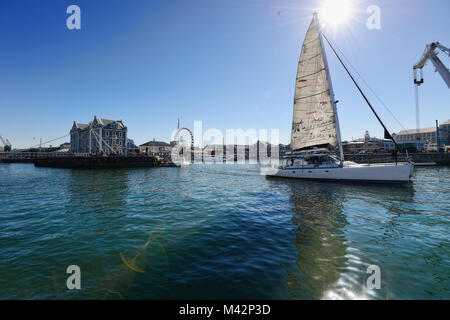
0,0,448,148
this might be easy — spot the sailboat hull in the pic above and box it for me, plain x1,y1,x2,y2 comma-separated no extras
262,162,414,184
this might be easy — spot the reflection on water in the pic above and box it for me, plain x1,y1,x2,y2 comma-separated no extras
285,182,348,299
283,180,419,300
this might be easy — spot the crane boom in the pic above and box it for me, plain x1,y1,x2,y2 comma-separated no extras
430,52,450,88
436,43,450,56
414,43,434,70
413,42,450,88
0,134,12,152
412,42,449,134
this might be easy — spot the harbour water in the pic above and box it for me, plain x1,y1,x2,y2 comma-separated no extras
0,163,448,299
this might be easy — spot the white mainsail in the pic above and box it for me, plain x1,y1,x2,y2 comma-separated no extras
291,13,339,152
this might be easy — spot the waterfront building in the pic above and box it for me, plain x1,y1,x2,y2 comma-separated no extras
342,141,360,154
56,142,71,153
393,120,450,151
439,119,450,147
279,143,291,156
139,139,172,156
201,141,279,162
394,127,436,144
126,139,139,155
342,131,387,153
70,116,127,155
342,125,450,153
343,141,375,154
383,139,396,151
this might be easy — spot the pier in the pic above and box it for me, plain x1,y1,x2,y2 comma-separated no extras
0,152,90,163
0,152,160,169
34,156,159,169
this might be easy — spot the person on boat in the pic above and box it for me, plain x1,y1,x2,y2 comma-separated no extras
314,159,319,168
392,149,398,165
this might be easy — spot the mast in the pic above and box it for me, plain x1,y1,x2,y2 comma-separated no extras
317,13,344,164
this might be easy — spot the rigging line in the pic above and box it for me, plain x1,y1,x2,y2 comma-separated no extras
325,35,407,131
28,134,70,149
320,31,400,150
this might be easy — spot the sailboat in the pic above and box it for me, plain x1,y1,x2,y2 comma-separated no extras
263,13,413,183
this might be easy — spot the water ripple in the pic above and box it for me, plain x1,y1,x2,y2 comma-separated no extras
0,164,448,299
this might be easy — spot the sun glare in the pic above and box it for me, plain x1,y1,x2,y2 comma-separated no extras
319,0,353,27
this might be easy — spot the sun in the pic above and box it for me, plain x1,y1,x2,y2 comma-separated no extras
319,0,353,27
